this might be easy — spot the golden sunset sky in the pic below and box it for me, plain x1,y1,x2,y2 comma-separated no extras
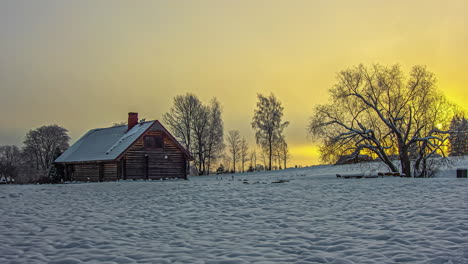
0,0,467,166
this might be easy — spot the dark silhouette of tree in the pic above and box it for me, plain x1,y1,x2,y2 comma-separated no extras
205,98,225,174
192,103,210,175
164,93,201,156
249,150,257,171
252,93,289,170
277,138,291,169
449,116,468,156
48,147,65,183
164,94,224,175
226,130,241,173
23,125,70,179
0,145,21,183
239,137,249,173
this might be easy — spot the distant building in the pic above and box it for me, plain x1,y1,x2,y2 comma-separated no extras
374,154,400,161
335,154,372,165
55,113,193,182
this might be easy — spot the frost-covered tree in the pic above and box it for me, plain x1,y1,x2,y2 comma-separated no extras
205,98,225,174
48,147,65,183
226,130,242,173
221,154,232,174
252,93,289,170
0,145,21,183
164,93,201,157
277,138,291,170
164,94,224,175
449,116,468,156
239,138,249,173
309,64,455,177
259,149,269,170
249,150,257,171
23,125,70,179
192,103,210,175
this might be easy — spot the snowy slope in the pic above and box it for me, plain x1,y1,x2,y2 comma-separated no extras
0,162,467,263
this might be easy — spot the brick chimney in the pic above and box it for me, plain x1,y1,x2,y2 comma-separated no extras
128,112,138,131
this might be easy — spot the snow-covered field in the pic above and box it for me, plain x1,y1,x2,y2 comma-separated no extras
1,160,468,264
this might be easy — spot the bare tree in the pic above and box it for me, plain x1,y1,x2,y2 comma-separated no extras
164,94,224,175
0,145,21,183
164,93,201,158
273,143,281,169
239,138,249,173
277,139,292,169
309,64,456,177
259,149,268,170
23,125,70,179
252,93,289,170
449,116,468,156
192,103,210,175
205,98,225,174
249,150,257,171
221,154,232,174
226,130,242,173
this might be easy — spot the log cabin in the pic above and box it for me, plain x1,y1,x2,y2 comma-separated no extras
55,113,193,182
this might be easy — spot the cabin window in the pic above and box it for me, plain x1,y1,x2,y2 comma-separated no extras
155,135,164,148
144,135,164,149
144,136,155,148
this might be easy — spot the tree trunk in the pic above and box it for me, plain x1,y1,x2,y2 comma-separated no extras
233,157,236,173
206,157,211,175
398,144,412,177
378,151,399,173
268,141,272,171
198,158,202,175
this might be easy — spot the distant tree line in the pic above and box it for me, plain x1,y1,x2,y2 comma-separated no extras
164,92,291,175
1,93,293,184
0,125,69,183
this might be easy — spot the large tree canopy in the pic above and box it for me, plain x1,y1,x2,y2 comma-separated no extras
23,124,70,177
309,64,455,177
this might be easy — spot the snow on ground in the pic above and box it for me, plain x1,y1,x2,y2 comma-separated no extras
1,161,468,264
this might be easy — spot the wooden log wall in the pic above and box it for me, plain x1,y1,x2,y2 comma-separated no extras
72,163,99,182
71,162,119,182
124,130,186,180
103,163,118,181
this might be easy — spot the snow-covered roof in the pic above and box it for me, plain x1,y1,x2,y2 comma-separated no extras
55,121,155,163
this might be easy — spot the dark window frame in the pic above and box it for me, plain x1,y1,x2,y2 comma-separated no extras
144,135,164,150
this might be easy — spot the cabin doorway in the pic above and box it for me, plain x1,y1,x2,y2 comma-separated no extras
99,163,104,182
121,159,126,180
144,155,149,180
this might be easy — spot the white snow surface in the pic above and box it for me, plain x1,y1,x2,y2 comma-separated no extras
1,161,468,264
